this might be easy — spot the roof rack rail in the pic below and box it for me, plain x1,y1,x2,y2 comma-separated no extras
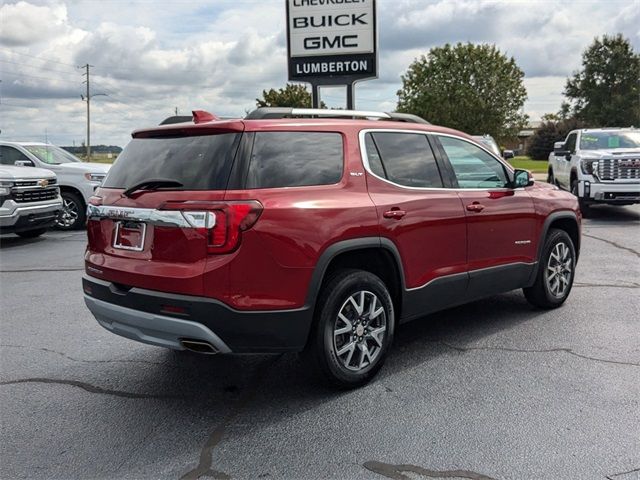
245,108,430,124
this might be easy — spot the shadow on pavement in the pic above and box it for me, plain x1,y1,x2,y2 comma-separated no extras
583,204,640,223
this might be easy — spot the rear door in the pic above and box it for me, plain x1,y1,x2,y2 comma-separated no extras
86,129,245,296
361,130,467,320
433,134,538,298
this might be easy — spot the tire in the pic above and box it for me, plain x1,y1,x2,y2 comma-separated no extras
570,178,591,216
16,228,47,238
56,191,86,230
305,269,395,389
547,169,555,185
523,228,576,309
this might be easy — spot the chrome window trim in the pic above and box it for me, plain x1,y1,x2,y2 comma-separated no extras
358,128,518,192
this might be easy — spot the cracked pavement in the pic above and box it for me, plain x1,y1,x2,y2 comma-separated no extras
1,204,639,480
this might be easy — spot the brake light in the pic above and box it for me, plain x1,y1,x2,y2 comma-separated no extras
160,200,263,254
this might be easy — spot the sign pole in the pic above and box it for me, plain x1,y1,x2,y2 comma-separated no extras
346,83,355,110
312,83,320,109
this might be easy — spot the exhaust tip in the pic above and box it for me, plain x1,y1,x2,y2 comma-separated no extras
180,339,219,355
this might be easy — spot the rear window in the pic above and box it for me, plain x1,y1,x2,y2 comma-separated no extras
103,134,241,190
246,132,343,189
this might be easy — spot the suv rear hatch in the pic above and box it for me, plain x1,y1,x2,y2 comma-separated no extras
85,121,261,296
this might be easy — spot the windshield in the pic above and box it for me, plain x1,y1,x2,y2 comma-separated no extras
103,134,241,190
24,145,82,165
580,131,640,150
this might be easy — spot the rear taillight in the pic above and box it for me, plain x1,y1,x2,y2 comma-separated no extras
160,200,263,254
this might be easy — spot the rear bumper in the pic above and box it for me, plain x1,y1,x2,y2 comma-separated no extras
581,181,640,204
0,201,62,233
82,275,313,353
85,295,232,353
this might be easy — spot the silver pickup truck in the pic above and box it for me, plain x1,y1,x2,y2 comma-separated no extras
0,165,63,238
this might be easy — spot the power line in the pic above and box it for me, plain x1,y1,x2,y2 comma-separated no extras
0,48,80,68
0,70,82,86
0,59,78,76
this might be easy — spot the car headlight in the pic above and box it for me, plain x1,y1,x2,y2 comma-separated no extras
580,158,599,175
0,181,13,197
84,173,106,183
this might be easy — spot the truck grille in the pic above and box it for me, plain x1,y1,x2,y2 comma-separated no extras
14,178,57,187
13,187,59,203
597,158,640,181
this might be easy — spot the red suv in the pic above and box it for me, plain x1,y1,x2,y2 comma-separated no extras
83,108,581,388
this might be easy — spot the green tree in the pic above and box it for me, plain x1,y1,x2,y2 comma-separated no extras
256,83,322,108
396,43,528,140
526,117,585,160
562,34,640,126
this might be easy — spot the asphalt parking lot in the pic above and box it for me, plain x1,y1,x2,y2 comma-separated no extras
1,205,639,480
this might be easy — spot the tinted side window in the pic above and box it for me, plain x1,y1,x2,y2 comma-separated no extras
364,134,386,178
0,146,30,165
246,132,343,189
438,136,509,189
369,132,443,188
565,133,577,152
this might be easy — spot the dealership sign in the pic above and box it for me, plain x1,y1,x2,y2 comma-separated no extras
286,0,378,84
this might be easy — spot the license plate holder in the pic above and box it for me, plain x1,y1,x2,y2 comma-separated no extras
113,221,146,252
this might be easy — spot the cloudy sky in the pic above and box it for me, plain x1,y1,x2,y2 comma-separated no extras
0,0,638,147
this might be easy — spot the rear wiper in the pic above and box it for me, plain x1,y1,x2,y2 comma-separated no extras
122,178,184,198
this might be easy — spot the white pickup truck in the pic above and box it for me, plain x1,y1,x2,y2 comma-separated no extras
547,128,640,214
0,165,63,238
0,142,111,229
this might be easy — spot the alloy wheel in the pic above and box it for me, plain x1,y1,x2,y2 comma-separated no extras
333,290,387,372
57,197,79,228
545,242,573,298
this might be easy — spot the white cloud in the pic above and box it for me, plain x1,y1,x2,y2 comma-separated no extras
0,1,70,46
0,0,638,146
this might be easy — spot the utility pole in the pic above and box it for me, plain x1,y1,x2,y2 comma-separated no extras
80,64,93,160
175,107,178,116
79,64,106,161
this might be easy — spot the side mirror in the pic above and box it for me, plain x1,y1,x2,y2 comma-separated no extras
512,169,534,188
14,160,34,167
554,142,571,158
502,150,515,160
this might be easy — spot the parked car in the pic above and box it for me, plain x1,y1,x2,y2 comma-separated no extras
83,108,581,388
470,134,515,160
0,142,111,229
471,134,501,157
0,165,62,238
547,128,640,214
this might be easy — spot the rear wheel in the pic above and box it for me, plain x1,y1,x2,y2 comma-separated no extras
56,191,86,230
305,269,395,389
524,229,576,309
16,228,47,238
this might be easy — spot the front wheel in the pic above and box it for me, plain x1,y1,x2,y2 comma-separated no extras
524,229,576,309
547,169,555,185
56,192,86,230
305,269,395,389
571,179,591,216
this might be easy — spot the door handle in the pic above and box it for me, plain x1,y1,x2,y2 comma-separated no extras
466,203,485,212
383,209,406,219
